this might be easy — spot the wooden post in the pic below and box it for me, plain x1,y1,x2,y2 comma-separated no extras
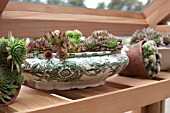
132,101,163,113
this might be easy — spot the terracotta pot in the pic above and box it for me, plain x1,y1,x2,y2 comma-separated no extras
120,41,148,78
0,86,21,106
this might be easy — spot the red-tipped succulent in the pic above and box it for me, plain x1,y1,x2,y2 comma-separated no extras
27,29,123,60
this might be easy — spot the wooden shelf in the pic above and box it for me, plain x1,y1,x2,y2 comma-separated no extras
0,72,170,113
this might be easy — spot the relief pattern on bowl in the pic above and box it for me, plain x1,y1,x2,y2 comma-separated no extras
24,51,129,90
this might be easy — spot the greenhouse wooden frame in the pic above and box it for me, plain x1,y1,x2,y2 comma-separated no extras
0,0,170,113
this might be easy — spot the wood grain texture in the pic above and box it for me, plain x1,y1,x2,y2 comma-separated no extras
144,102,162,113
0,72,167,113
5,1,144,19
0,0,9,14
146,0,170,26
143,0,167,18
0,11,147,38
0,86,69,113
156,25,170,33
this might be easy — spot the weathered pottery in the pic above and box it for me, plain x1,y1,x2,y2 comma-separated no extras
24,51,129,90
120,41,148,77
158,48,170,71
120,40,161,78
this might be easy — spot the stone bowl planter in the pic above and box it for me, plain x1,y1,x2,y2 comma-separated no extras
158,48,170,71
24,51,129,90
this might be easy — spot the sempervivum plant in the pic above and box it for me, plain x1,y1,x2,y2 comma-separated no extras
142,41,161,78
27,29,123,60
0,33,27,105
84,30,122,53
162,33,170,47
131,27,165,47
27,38,52,54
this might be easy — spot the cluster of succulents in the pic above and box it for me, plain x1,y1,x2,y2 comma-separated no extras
27,30,122,60
0,33,27,104
131,27,165,47
162,33,170,47
84,30,123,52
131,27,170,47
142,41,161,78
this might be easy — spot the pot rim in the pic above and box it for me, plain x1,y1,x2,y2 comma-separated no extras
27,51,122,59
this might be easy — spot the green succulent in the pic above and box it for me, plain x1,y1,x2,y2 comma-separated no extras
73,29,82,39
163,33,170,46
66,30,83,45
0,33,26,104
0,38,9,51
106,38,122,52
85,30,122,52
131,27,165,47
66,30,74,38
28,29,123,60
142,41,161,78
9,38,27,73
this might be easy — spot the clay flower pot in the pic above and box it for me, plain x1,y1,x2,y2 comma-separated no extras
120,40,161,78
0,87,21,107
120,41,148,77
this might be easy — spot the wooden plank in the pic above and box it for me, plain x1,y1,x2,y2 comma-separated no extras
106,74,161,87
0,0,9,14
146,0,170,26
156,25,170,33
15,72,170,113
0,11,148,38
25,80,131,100
143,0,167,18
0,20,147,38
1,11,147,24
0,86,70,113
5,1,144,19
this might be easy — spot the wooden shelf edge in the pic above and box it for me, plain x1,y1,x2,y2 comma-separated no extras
14,72,170,113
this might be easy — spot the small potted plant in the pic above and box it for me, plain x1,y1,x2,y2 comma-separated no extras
130,27,170,71
24,30,129,90
0,32,27,106
120,40,161,78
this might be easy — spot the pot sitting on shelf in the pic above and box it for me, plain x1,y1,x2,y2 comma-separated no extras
24,51,128,90
120,40,161,78
0,33,26,106
130,27,170,71
158,48,170,71
24,30,129,90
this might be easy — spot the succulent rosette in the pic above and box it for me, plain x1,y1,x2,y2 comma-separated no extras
162,33,170,47
0,32,26,105
131,27,170,48
142,41,161,78
85,30,122,53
